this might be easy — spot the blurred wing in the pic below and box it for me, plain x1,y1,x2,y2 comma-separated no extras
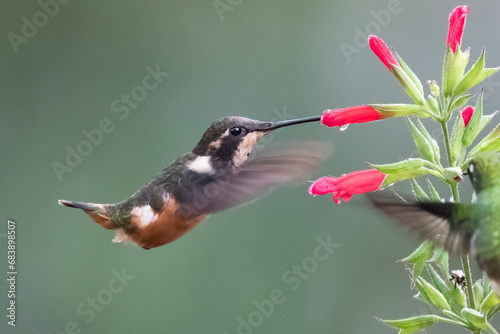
368,193,475,255
180,141,331,216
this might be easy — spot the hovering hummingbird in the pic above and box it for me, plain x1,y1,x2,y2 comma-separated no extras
369,152,500,293
59,116,329,250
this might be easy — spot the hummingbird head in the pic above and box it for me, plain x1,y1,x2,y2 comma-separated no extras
468,152,500,193
191,115,321,171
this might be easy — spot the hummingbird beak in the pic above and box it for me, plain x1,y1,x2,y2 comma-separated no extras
258,116,322,131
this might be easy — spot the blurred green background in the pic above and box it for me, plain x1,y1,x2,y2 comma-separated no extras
1,0,500,333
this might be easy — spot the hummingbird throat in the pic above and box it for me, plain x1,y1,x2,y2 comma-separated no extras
232,132,266,171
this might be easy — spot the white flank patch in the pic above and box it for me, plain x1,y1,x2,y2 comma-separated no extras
187,155,215,174
131,205,158,227
112,229,132,244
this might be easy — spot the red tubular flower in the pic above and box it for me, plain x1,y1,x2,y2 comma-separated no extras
447,6,469,54
368,35,400,72
321,106,382,127
309,170,386,204
461,106,474,127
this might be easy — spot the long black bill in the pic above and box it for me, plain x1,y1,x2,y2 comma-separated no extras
260,116,322,131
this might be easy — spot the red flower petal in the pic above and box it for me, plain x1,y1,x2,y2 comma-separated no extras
308,176,339,195
309,170,386,204
321,106,383,127
368,35,400,72
447,6,469,54
461,106,474,127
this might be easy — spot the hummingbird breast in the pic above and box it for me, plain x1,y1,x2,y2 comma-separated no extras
119,193,207,249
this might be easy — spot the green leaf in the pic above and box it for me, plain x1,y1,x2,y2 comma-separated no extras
374,158,422,173
449,280,467,310
469,121,500,156
463,91,484,147
396,52,424,96
372,159,436,186
454,48,500,96
426,264,450,299
426,178,442,202
427,95,439,114
406,117,439,164
370,104,428,118
399,240,434,285
409,178,429,202
450,94,474,111
376,314,459,333
391,64,426,105
474,279,485,311
416,276,451,311
443,48,470,97
461,308,489,331
481,290,500,314
450,114,466,164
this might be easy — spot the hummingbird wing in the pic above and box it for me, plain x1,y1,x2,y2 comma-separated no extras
177,141,331,217
368,194,476,255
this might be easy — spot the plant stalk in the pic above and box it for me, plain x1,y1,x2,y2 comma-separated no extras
441,120,479,333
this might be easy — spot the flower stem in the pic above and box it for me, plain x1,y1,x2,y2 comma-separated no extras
440,121,454,167
461,254,476,308
441,120,479,333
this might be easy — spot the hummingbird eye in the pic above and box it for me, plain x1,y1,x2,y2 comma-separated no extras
467,163,474,175
230,127,243,136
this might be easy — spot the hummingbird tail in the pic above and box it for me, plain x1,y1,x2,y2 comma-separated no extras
58,199,114,230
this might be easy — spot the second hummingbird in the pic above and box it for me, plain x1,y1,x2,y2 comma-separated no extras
59,115,329,249
369,152,500,294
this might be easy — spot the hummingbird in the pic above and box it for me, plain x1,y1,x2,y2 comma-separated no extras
59,115,329,250
369,152,500,293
